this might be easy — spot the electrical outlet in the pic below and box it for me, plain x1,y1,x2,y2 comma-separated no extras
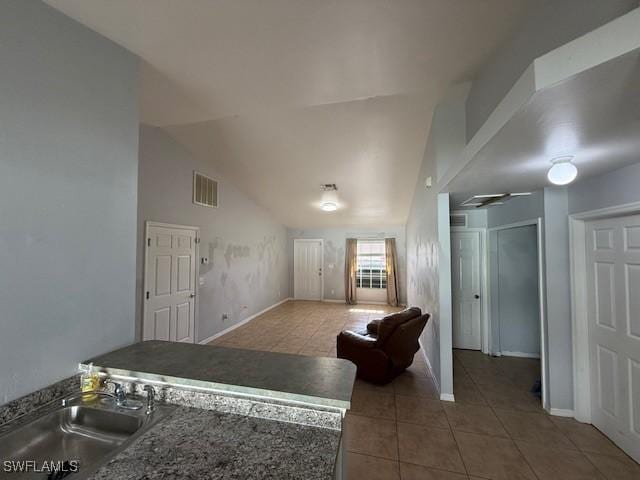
222,313,228,321
331,289,335,295
201,257,209,265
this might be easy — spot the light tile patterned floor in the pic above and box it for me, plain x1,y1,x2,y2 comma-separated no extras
210,300,639,479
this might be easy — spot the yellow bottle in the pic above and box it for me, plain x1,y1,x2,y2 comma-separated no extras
80,363,100,402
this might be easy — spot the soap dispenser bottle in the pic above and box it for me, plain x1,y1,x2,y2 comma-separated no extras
80,363,100,401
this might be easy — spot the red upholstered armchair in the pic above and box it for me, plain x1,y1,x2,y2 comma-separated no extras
336,307,430,384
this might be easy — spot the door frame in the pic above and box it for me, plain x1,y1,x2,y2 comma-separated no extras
293,238,324,301
450,228,488,353
569,201,640,423
143,221,200,343
487,218,548,410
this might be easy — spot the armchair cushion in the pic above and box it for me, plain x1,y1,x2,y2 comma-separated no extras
376,307,421,345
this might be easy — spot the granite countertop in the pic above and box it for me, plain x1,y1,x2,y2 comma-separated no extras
88,406,341,480
84,341,356,409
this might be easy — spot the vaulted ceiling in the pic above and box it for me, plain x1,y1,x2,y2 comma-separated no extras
45,0,530,227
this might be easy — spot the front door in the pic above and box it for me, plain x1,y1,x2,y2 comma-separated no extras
451,231,481,350
294,239,323,300
586,214,640,462
143,223,197,343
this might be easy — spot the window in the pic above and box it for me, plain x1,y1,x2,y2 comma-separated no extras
356,240,386,289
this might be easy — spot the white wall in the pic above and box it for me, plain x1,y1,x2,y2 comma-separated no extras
487,191,545,228
465,0,638,141
137,126,289,343
543,187,572,411
406,86,468,396
568,160,640,214
287,226,407,304
0,0,139,404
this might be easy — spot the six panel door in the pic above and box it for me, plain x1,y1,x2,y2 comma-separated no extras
586,214,640,462
294,240,323,300
144,225,197,343
451,231,481,350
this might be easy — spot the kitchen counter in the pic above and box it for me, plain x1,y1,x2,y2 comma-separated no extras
88,406,341,480
84,341,356,409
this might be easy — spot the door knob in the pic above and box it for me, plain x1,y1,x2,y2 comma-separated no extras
189,293,195,298
474,294,480,299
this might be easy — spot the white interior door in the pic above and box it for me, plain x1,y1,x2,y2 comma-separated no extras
451,231,481,350
586,214,640,462
294,239,323,300
143,224,197,343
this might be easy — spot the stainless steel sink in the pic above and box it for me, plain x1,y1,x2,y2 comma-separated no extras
0,400,173,479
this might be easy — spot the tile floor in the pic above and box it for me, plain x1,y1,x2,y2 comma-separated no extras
210,300,639,479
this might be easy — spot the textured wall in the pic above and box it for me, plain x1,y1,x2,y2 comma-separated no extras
0,0,139,404
137,126,289,342
287,225,407,304
406,87,468,394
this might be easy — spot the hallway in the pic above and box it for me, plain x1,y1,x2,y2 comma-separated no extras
211,301,638,479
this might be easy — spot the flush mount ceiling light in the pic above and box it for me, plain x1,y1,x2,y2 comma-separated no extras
321,202,337,211
320,184,339,212
547,156,578,185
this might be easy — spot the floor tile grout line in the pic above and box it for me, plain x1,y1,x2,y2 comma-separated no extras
393,392,402,479
456,350,544,480
439,376,470,478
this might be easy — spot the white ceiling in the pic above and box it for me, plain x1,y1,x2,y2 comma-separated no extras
45,0,530,227
448,50,640,208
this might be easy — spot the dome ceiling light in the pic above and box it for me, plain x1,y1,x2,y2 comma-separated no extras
320,184,339,212
547,156,578,185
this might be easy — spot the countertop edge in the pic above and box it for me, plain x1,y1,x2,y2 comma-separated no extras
83,364,352,411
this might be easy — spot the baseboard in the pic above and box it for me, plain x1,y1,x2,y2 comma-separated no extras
416,339,453,402
320,299,407,307
440,393,455,402
198,297,292,344
549,408,575,418
500,351,541,359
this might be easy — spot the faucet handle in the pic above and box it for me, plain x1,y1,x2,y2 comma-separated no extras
143,385,156,414
143,384,155,394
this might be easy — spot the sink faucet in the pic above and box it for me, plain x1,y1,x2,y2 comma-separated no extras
105,380,143,410
143,385,156,414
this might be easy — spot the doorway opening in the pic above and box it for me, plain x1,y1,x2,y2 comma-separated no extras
451,218,547,411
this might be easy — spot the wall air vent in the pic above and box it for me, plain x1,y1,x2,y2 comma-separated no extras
450,214,468,227
193,171,218,208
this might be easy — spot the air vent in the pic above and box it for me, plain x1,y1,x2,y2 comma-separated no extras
450,214,468,227
193,171,218,208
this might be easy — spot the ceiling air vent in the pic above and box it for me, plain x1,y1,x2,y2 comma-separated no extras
193,171,218,208
450,214,468,227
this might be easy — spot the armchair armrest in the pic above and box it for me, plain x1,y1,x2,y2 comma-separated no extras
336,330,391,384
338,330,377,349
